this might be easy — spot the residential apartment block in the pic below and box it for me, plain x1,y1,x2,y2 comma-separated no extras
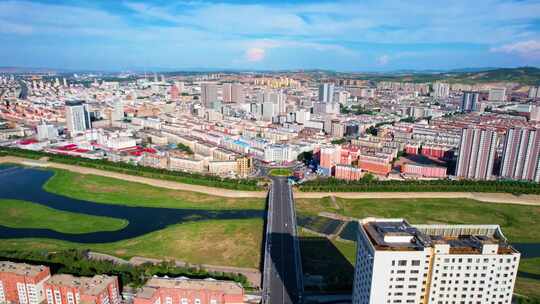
0,261,51,304
133,277,244,304
352,218,520,304
44,274,120,304
500,127,540,182
456,128,497,180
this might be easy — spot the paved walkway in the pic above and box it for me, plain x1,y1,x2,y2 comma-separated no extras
2,156,539,205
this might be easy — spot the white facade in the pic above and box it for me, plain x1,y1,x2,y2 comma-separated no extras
319,83,335,103
488,88,507,102
352,219,520,304
433,82,450,99
37,124,58,141
65,102,91,135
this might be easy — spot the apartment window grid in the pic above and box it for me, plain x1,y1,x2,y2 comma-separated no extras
386,258,425,304
429,256,516,304
54,289,62,304
67,292,75,304
0,280,5,302
46,289,54,304
17,282,29,304
27,284,38,304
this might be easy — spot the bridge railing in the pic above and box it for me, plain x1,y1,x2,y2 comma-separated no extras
289,183,304,301
262,183,274,304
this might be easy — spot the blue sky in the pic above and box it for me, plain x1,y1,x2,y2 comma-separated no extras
0,0,539,71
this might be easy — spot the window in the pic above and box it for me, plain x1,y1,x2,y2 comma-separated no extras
398,260,407,266
412,260,421,266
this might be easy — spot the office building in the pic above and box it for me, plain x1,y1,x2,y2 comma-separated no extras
319,83,335,103
432,82,449,99
352,218,520,304
456,128,497,180
65,101,91,136
488,87,507,102
500,127,540,182
0,261,51,304
44,274,120,304
461,92,479,112
201,83,218,108
133,277,244,304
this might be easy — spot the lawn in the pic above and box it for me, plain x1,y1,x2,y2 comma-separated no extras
296,197,540,242
0,168,265,268
0,219,263,268
268,168,293,177
296,196,540,299
43,169,264,210
0,199,128,234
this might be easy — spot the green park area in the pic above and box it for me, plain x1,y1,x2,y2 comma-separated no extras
268,168,293,176
0,199,128,233
296,196,540,300
0,169,265,269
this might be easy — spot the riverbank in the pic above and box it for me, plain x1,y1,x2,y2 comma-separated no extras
3,156,540,205
0,165,265,269
0,156,267,198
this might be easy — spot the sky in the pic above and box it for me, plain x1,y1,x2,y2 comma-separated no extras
0,0,540,71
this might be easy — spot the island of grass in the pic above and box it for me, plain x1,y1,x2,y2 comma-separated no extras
0,199,128,233
268,168,293,177
0,168,265,269
296,196,540,300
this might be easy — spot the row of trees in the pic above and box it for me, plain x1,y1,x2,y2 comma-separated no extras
0,249,251,289
298,176,540,194
0,147,261,191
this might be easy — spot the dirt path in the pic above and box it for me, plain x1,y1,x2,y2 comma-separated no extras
2,156,539,205
294,191,540,206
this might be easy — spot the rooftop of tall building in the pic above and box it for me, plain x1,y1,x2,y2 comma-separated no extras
0,261,49,277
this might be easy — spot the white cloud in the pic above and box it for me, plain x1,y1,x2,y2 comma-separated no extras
245,47,266,62
376,55,390,65
491,40,540,58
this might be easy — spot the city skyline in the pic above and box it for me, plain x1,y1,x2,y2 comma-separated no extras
1,0,540,71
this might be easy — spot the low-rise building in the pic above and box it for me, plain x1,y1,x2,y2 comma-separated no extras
133,277,245,304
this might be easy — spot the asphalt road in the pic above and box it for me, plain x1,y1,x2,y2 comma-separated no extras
265,176,302,304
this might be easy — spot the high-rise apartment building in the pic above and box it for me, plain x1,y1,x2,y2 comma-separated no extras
0,261,51,304
200,83,218,107
319,83,335,103
488,87,507,102
461,92,479,112
528,86,540,99
111,100,124,122
456,128,497,180
44,274,120,304
231,83,245,103
500,127,540,182
432,82,449,98
65,101,91,136
222,83,232,103
352,218,520,304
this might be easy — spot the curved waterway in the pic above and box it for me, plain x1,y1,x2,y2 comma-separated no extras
0,166,264,243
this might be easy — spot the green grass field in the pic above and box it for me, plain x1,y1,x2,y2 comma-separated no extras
296,196,540,299
0,199,127,233
268,168,293,176
0,168,265,268
44,169,264,210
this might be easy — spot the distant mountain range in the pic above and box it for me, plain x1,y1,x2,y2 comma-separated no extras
1,66,539,85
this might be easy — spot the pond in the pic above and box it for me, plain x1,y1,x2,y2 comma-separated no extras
0,166,264,243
